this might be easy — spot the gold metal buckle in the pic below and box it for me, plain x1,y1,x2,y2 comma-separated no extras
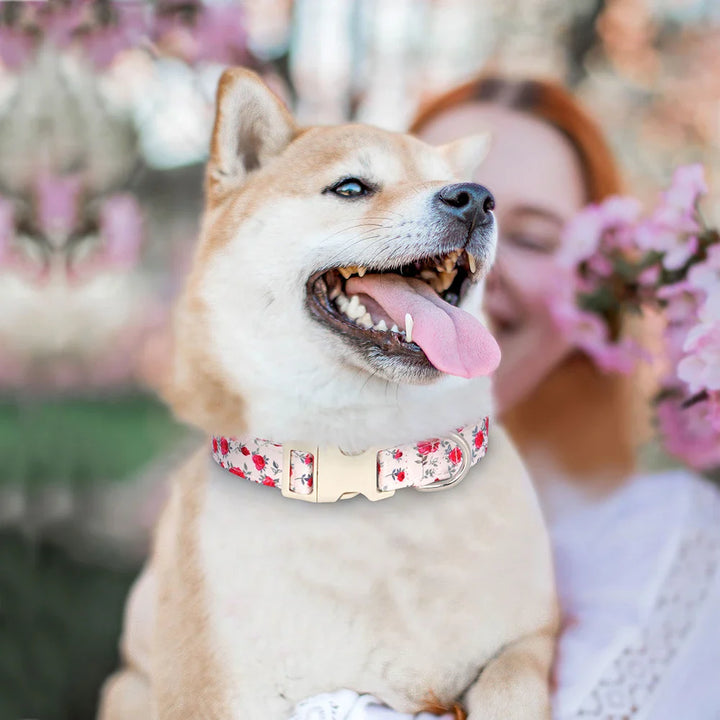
280,445,395,503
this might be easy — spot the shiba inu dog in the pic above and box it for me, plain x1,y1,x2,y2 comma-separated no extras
99,69,557,720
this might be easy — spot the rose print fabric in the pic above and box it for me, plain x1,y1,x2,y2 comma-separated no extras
211,436,316,495
211,418,489,498
376,419,488,491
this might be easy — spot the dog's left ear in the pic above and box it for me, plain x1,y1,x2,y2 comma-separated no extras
439,133,491,181
209,68,296,191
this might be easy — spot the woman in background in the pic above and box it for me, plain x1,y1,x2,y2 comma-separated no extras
290,78,720,720
411,76,720,720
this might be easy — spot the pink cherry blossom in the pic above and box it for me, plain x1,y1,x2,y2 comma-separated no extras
688,245,720,295
632,165,708,270
0,1,149,69
557,195,641,267
599,195,644,226
677,320,720,394
0,22,36,69
77,2,147,69
557,206,605,267
657,279,702,310
153,3,250,66
637,262,661,287
700,286,720,323
36,174,82,241
635,216,699,269
665,235,700,271
586,252,615,278
99,194,143,270
549,302,637,372
657,396,720,471
68,193,144,282
552,163,719,472
664,163,708,212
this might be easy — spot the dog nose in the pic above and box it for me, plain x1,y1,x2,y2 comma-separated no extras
436,183,495,228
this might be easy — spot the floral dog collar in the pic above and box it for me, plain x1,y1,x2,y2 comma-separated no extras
211,418,489,503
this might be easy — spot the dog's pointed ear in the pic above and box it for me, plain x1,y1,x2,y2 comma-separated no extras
209,68,296,189
439,133,491,181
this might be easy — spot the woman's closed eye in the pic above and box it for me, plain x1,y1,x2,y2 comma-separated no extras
503,231,559,254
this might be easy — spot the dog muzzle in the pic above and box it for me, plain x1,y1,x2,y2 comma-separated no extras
211,418,489,502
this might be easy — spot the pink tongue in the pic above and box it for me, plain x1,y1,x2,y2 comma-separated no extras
346,274,501,378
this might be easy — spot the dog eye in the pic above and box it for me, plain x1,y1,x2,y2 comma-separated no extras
327,178,373,198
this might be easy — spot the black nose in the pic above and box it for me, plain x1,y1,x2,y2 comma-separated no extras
435,183,495,229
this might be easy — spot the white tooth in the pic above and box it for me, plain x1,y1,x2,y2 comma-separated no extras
467,253,476,274
347,295,366,319
405,313,414,343
374,319,388,331
336,294,349,311
357,312,373,329
391,324,400,333
357,266,367,277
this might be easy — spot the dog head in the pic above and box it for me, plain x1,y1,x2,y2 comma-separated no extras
169,69,499,449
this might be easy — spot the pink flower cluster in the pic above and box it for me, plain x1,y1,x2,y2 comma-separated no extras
0,0,250,70
550,165,720,471
0,0,147,70
0,177,144,284
550,195,646,372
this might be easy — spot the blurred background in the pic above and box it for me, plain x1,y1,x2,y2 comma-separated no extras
0,1,718,718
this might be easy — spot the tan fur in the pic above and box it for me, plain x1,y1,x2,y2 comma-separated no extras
152,451,234,717
100,69,557,720
162,292,249,436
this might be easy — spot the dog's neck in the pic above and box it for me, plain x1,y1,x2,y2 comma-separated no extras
234,371,495,452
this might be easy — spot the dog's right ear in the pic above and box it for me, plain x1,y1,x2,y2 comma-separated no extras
208,68,296,192
439,132,491,181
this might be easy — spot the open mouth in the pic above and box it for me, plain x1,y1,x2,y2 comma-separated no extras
307,248,500,380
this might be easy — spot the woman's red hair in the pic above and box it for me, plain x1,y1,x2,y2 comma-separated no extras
410,76,622,203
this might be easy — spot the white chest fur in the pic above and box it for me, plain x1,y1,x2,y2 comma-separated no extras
193,427,555,718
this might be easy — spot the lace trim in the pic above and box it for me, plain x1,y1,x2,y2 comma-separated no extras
570,480,720,719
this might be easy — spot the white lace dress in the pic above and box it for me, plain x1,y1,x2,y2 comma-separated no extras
552,469,720,720
289,470,720,720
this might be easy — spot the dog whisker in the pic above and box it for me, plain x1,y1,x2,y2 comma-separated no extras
323,222,395,241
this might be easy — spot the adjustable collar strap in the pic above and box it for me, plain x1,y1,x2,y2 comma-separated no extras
211,418,489,501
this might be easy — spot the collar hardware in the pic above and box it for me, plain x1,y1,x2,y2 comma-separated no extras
281,444,394,503
415,431,471,492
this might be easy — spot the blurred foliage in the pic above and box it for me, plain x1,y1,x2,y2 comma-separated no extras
0,531,138,720
0,394,186,487
0,394,187,720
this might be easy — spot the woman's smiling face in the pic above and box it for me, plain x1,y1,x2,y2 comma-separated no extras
418,104,587,413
